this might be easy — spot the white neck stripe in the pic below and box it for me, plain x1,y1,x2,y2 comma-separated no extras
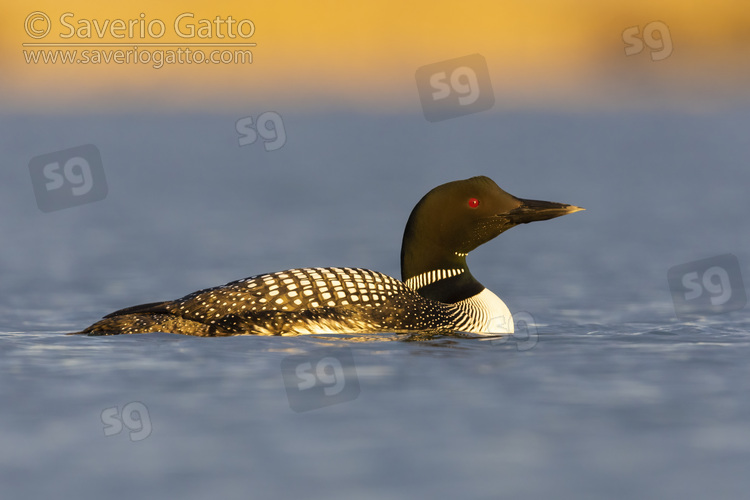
404,268,464,290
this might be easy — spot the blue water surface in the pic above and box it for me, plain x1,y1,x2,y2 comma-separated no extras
1,111,750,500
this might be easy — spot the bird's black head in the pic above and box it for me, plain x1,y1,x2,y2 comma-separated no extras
400,176,584,284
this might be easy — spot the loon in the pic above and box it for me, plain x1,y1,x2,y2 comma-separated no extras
72,176,583,337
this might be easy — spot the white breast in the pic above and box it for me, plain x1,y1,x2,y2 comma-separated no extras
453,288,515,334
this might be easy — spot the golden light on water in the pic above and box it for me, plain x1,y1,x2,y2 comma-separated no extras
2,0,749,112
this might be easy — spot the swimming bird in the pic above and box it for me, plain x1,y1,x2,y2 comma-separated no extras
71,176,583,337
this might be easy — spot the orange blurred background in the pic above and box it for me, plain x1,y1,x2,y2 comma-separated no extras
3,0,749,112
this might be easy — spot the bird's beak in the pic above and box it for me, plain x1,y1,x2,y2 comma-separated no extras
503,198,585,225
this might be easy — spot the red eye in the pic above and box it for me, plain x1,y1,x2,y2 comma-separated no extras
468,198,480,208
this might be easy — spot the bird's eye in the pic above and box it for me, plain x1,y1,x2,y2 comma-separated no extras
468,198,480,208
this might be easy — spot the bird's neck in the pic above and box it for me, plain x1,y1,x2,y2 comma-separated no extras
401,245,484,303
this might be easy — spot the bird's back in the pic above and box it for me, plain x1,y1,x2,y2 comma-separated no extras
76,267,461,336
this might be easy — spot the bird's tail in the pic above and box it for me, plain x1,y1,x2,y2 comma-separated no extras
68,301,219,336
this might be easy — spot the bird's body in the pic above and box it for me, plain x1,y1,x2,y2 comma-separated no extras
72,176,582,337
78,267,511,336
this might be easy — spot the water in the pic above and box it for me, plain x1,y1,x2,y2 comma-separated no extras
2,111,750,499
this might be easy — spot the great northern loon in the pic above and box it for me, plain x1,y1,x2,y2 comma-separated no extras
72,176,582,337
